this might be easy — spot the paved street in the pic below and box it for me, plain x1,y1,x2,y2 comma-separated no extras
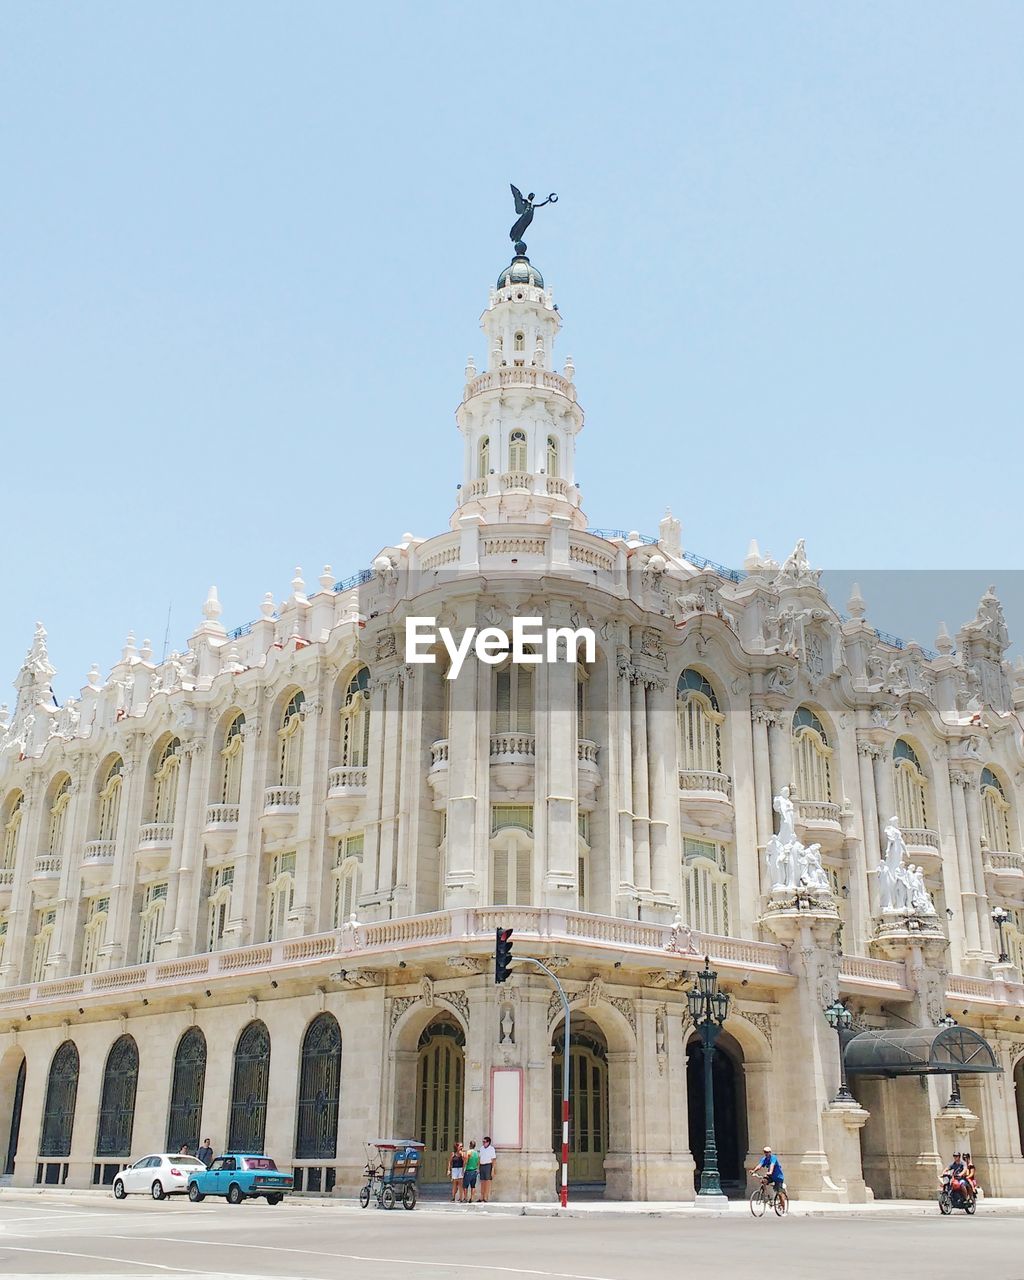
1,1192,1023,1280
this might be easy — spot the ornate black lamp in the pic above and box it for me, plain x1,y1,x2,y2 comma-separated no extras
687,956,731,1198
991,906,1010,964
936,1013,962,1105
823,1000,854,1103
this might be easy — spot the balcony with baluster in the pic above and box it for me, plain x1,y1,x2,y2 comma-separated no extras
902,826,943,875
136,822,174,872
262,786,301,840
204,804,240,857
427,739,450,804
326,766,368,826
489,732,536,791
678,770,734,829
578,739,601,806
794,798,845,853
81,839,116,886
30,852,63,899
983,846,1024,895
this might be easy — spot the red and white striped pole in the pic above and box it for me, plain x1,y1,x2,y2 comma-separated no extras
560,1097,569,1208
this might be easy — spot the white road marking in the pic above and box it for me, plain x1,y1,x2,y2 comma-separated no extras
106,1234,625,1280
0,1244,255,1275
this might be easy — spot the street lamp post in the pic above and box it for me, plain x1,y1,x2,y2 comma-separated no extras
991,906,1010,964
937,1014,962,1106
687,956,731,1199
823,1000,855,1103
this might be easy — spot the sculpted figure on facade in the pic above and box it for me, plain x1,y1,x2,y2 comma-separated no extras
765,788,834,900
878,816,937,917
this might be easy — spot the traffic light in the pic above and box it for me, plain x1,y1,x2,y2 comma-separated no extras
495,927,514,984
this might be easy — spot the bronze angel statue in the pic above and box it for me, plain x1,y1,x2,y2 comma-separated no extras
509,184,557,254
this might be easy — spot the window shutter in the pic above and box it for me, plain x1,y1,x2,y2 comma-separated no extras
515,845,532,905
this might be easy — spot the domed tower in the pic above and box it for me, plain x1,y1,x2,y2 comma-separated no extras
452,248,585,530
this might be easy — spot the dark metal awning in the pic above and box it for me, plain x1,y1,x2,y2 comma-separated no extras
844,1026,1001,1077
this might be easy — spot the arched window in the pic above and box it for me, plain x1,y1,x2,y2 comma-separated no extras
266,851,295,942
478,436,490,479
793,707,832,803
514,331,525,352
508,430,528,472
151,738,181,824
1,792,24,871
681,837,733,936
295,1013,342,1159
332,835,362,927
491,806,533,905
97,759,123,842
981,767,1013,852
207,865,234,952
31,907,56,983
137,882,168,964
894,739,929,830
95,1035,139,1158
81,895,109,975
220,714,245,805
677,670,724,775
278,692,305,786
576,665,589,740
40,1041,79,1157
340,669,370,769
494,663,533,734
47,775,72,856
166,1028,207,1155
228,1021,271,1153
547,435,559,478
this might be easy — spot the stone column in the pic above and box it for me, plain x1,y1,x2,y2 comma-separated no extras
750,704,774,897
767,713,792,798
949,772,983,957
230,716,265,947
963,773,994,956
646,677,676,911
105,735,146,969
291,681,330,933
50,762,91,976
856,740,883,918
170,740,210,948
158,744,194,947
729,690,759,938
540,633,577,907
374,671,405,907
362,675,389,907
629,677,651,895
445,634,485,908
4,772,44,984
615,654,636,910
636,999,692,1199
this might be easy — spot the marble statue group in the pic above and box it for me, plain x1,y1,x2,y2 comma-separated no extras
764,786,832,897
879,815,937,916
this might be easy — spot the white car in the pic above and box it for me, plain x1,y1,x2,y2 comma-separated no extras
113,1153,209,1200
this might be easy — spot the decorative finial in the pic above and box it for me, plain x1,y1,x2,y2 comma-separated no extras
290,568,307,605
744,539,763,572
563,355,575,381
260,592,276,620
203,586,222,622
464,355,477,382
139,637,153,662
122,631,137,662
509,184,557,257
319,565,334,591
87,663,102,690
936,621,954,655
846,583,867,621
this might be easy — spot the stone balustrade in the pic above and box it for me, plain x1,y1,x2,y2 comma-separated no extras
489,733,537,760
678,769,733,799
327,767,368,792
464,366,577,403
429,740,449,769
205,803,240,827
138,822,174,847
796,799,841,824
82,839,115,863
32,854,62,877
263,786,301,810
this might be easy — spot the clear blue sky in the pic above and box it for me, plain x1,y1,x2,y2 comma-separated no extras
3,2,1022,695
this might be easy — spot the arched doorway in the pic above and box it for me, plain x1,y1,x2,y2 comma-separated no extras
2,1054,26,1176
166,1028,207,1154
40,1041,79,1159
415,1014,464,1184
96,1035,140,1160
552,1017,609,1186
686,1030,747,1194
229,1021,271,1152
295,1013,342,1160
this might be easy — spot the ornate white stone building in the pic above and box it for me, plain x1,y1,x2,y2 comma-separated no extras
2,246,1024,1202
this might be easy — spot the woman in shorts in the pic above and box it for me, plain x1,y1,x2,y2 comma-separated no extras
447,1141,465,1202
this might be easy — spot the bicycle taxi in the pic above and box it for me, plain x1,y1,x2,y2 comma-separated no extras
359,1139,424,1210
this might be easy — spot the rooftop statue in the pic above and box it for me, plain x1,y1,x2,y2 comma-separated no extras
509,185,557,256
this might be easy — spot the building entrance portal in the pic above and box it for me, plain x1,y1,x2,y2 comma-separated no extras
3,1055,25,1177
552,1017,609,1185
415,1014,465,1185
686,1031,747,1194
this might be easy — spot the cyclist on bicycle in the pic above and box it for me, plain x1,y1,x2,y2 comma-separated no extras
752,1146,787,1210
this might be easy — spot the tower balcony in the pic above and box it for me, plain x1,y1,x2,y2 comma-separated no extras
902,827,942,875
326,767,368,823
794,799,845,853
136,822,174,871
427,739,449,804
81,839,115,886
489,732,536,791
31,853,63,899
984,849,1024,895
578,739,601,807
463,366,578,405
679,770,734,829
262,786,301,839
204,804,240,856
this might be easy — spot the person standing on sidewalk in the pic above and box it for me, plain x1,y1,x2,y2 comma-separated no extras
197,1138,214,1168
463,1141,481,1203
479,1137,497,1202
447,1141,465,1202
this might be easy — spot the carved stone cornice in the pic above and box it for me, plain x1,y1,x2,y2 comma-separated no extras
949,768,976,790
856,739,883,760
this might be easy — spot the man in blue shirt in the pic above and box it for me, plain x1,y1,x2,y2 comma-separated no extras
752,1147,787,1210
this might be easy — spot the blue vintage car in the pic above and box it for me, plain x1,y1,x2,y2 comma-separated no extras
187,1153,293,1205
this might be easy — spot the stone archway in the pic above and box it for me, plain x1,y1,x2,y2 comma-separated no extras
686,1029,748,1194
412,1013,465,1185
551,1016,609,1185
1,1047,26,1178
